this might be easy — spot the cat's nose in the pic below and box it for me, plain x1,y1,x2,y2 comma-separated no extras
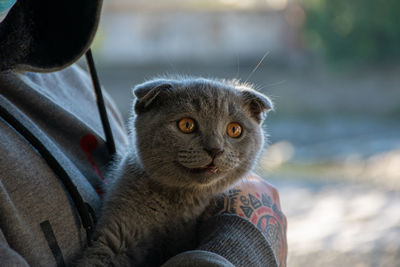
204,148,224,158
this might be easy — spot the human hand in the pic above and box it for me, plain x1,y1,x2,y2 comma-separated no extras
203,173,287,267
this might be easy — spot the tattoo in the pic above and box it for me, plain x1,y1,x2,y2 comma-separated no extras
205,188,242,217
237,192,287,267
240,195,250,206
240,205,253,218
249,193,262,209
257,215,283,266
262,193,272,208
226,189,242,213
205,188,287,267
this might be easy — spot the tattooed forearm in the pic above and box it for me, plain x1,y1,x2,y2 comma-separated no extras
237,192,287,267
205,188,287,267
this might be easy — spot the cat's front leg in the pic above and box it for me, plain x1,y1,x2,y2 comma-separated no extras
76,218,144,267
75,238,132,267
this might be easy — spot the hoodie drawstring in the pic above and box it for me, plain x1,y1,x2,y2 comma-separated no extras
85,49,116,156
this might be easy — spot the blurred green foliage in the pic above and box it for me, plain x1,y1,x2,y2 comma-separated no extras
302,0,400,65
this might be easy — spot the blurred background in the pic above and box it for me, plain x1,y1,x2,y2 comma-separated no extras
88,0,400,266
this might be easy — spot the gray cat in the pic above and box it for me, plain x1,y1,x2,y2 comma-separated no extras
77,77,273,267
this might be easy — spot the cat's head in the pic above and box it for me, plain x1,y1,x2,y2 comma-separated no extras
131,77,273,191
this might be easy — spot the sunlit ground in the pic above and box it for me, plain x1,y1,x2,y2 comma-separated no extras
278,182,400,266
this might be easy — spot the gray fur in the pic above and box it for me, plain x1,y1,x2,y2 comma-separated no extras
77,77,272,266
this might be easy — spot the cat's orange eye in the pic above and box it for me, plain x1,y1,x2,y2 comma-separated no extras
227,122,242,138
178,118,196,134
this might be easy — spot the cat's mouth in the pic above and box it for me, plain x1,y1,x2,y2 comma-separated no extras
179,162,219,174
193,163,219,174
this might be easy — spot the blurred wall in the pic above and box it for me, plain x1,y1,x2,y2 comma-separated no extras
94,1,303,66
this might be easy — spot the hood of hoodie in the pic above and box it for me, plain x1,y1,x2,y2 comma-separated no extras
1,0,102,72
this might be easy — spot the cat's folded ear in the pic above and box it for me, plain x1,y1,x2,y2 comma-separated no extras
133,80,173,113
241,90,273,123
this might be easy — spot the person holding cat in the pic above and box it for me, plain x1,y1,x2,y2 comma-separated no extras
0,0,287,266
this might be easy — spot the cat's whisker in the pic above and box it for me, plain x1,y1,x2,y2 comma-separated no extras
244,51,270,84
